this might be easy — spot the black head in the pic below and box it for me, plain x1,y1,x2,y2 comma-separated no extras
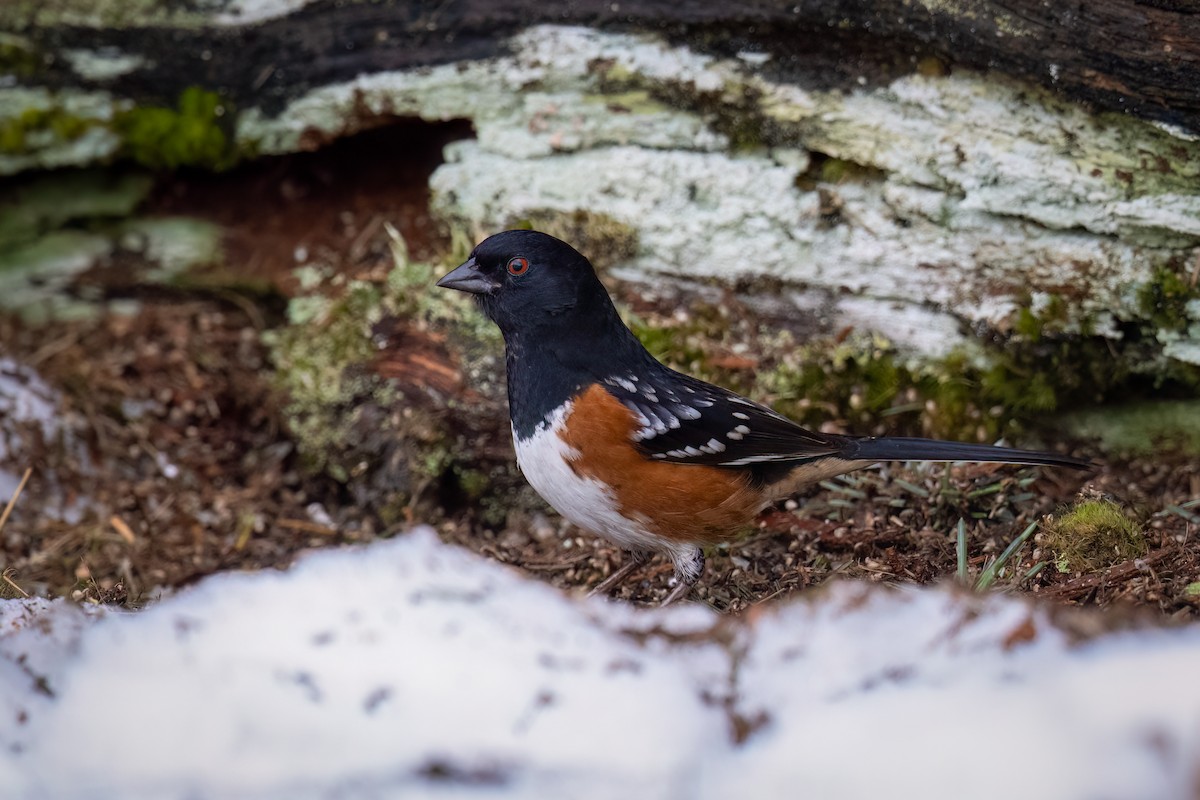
435,230,614,338
437,230,659,433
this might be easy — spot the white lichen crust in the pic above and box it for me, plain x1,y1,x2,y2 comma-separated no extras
9,23,1199,361
237,25,1200,360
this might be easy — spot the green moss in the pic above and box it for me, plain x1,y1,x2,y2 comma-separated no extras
717,110,769,152
816,157,888,185
0,105,96,154
581,89,671,115
1042,499,1146,573
688,80,782,154
1011,294,1070,342
597,62,773,154
0,0,213,30
114,87,237,170
0,34,39,78
1,87,243,169
267,268,394,481
632,321,708,367
1138,265,1200,332
764,335,907,422
627,292,1198,445
453,466,491,500
266,226,509,517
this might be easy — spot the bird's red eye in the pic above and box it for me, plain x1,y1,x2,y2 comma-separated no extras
507,256,530,276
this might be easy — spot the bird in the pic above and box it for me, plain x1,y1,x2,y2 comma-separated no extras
436,230,1091,604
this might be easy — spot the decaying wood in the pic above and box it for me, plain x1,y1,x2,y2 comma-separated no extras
1041,548,1172,600
8,0,1200,132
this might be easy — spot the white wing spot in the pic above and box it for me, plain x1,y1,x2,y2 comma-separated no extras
706,438,726,453
723,453,790,466
734,425,751,435
732,411,750,420
727,429,744,440
643,409,669,434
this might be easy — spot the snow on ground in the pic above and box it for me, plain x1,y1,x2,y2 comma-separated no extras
0,358,92,522
0,358,59,498
2,528,1199,799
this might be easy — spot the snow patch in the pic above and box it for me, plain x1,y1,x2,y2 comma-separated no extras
0,359,60,496
1,530,1199,799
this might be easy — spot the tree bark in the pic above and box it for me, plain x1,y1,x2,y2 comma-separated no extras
5,0,1200,132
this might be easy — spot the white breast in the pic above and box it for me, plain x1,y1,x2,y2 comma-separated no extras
512,402,667,555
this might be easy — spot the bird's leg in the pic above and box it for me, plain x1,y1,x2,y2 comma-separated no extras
661,547,705,606
588,550,648,597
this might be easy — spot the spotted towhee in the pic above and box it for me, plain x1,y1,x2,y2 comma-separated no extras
437,230,1091,603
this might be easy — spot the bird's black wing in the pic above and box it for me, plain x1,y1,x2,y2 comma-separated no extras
600,369,1092,472
600,369,845,467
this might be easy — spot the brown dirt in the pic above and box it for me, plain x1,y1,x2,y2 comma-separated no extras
1,121,1197,618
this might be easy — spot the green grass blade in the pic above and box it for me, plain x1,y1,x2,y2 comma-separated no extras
894,479,930,498
1023,560,1048,581
975,520,1038,591
1165,504,1200,524
956,518,968,585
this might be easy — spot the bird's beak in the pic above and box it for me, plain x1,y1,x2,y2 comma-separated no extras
435,257,498,295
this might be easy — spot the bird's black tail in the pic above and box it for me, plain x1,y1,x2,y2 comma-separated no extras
844,436,1092,470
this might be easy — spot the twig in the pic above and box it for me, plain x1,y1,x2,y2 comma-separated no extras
2,568,29,598
1042,550,1171,599
277,518,337,536
110,515,137,545
0,468,32,534
521,554,594,571
975,520,1038,591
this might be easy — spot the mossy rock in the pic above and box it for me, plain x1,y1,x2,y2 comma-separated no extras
1042,499,1147,574
265,230,518,525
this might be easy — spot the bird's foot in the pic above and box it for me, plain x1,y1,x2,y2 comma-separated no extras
659,578,693,607
660,548,705,607
587,551,648,598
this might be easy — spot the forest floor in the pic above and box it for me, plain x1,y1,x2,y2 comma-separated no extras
1,123,1197,619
